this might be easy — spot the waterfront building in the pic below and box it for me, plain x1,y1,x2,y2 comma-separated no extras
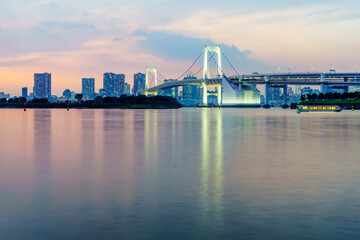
34,73,51,99
63,89,71,99
0,92,10,99
301,87,313,96
133,73,146,95
99,88,106,97
349,86,360,92
183,76,201,99
22,87,28,98
82,78,95,99
125,83,130,95
116,74,125,95
70,92,77,99
270,88,281,101
103,73,125,97
161,79,178,97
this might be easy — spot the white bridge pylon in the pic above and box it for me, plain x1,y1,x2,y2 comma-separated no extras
202,45,222,105
145,67,157,92
203,45,222,79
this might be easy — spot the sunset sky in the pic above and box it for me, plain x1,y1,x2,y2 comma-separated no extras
1,0,360,96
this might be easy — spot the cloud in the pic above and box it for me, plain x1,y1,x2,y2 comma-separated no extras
0,58,40,68
134,29,266,74
148,4,360,72
0,21,99,57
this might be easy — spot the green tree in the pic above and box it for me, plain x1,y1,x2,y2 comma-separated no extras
311,93,318,101
75,94,83,102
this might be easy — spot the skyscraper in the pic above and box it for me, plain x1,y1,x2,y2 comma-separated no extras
124,83,130,95
183,76,200,99
162,79,178,97
133,73,145,95
34,73,51,99
22,87,28,98
82,78,95,99
103,73,125,97
115,74,125,95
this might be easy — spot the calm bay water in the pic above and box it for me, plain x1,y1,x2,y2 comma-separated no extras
0,108,360,239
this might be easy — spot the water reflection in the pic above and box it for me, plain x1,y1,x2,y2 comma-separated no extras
200,109,224,233
2,109,360,239
144,110,159,166
32,110,53,235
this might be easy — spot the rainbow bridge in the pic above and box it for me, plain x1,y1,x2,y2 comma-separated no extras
142,46,360,106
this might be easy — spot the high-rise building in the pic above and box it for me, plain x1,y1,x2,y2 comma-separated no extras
269,87,281,101
104,72,115,97
82,78,95,99
162,79,178,97
133,73,145,95
22,87,28,98
34,73,51,99
124,83,130,95
103,73,125,97
99,88,106,97
115,74,125,95
183,76,200,99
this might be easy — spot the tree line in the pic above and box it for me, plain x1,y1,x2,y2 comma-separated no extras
300,92,360,101
0,94,181,107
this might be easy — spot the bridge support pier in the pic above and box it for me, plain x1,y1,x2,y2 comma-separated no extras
320,74,327,93
265,81,270,105
321,83,326,94
217,86,222,105
202,84,208,105
283,85,287,105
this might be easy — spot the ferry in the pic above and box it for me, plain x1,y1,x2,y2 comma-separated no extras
298,105,342,113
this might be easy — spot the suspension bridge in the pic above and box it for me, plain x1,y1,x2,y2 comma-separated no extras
141,46,360,106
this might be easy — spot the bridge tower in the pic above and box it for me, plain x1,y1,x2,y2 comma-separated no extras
145,67,158,96
202,46,222,105
203,46,222,79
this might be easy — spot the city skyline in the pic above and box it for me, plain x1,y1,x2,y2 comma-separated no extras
1,0,360,96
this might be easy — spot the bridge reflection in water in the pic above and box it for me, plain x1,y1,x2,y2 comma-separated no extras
200,109,224,235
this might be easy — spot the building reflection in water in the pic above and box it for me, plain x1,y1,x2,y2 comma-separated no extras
144,110,159,167
200,109,224,231
32,109,52,226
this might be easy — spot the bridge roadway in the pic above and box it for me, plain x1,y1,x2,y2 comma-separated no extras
146,72,360,93
238,72,360,80
147,78,222,92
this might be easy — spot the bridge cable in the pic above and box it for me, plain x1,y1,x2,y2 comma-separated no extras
210,53,227,77
157,70,167,82
175,51,203,80
148,71,155,89
221,51,241,77
192,52,216,78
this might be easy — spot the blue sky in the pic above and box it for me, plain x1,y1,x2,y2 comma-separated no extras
1,0,360,95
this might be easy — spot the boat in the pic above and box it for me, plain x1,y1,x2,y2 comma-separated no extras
298,105,342,113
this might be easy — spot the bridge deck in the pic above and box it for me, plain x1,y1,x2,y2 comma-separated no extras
144,73,360,93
